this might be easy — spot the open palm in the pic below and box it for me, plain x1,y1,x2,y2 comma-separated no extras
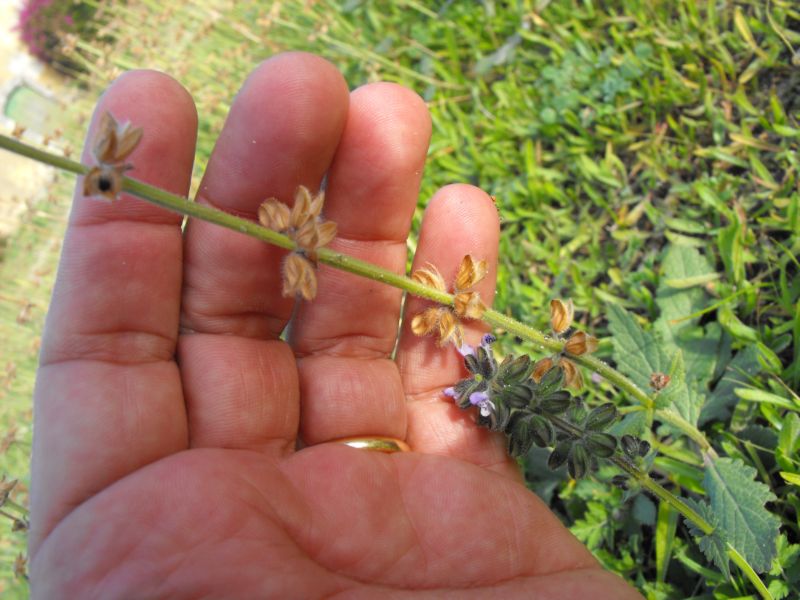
29,53,641,599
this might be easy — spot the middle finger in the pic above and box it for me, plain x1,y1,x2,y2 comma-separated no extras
290,82,431,446
179,53,349,451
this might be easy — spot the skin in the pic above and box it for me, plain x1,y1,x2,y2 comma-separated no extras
29,53,644,599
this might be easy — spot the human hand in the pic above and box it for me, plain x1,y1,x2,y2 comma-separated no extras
29,53,642,599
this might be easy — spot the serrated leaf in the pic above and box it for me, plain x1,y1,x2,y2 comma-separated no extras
701,346,761,424
654,245,720,383
658,350,703,426
609,409,650,437
683,497,731,578
704,457,781,573
571,501,609,549
607,303,669,393
656,245,714,330
655,319,721,384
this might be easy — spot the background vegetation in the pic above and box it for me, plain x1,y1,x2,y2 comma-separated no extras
2,0,799,598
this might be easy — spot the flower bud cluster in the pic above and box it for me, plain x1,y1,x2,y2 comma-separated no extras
444,334,650,479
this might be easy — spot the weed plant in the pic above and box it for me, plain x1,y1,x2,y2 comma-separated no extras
1,1,799,598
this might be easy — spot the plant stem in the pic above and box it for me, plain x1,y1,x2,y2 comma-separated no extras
3,499,29,517
550,415,769,598
0,133,716,452
612,455,771,599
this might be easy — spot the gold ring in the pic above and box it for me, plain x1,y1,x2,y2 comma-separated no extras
331,436,411,453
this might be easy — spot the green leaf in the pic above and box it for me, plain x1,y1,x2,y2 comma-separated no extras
655,319,722,385
683,497,731,578
735,388,798,412
571,501,609,550
718,221,746,286
632,494,656,526
701,345,761,424
658,350,703,426
655,501,679,582
704,457,781,573
656,245,714,330
719,303,759,342
780,471,800,487
607,303,669,393
609,409,650,437
777,413,800,472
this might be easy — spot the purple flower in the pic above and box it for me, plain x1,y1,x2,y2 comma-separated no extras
456,343,476,357
481,333,496,347
469,390,496,417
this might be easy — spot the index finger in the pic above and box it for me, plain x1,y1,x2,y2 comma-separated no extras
30,70,197,556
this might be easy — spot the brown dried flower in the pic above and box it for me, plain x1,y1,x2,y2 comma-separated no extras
259,186,338,301
411,307,463,348
410,255,488,347
283,253,317,301
564,330,599,356
83,164,127,201
92,111,143,165
559,358,583,390
532,357,555,382
258,199,291,231
454,254,488,291
550,298,574,334
0,477,17,507
13,553,26,580
650,372,671,391
289,185,325,230
259,186,337,254
83,112,143,202
533,298,597,390
411,264,447,292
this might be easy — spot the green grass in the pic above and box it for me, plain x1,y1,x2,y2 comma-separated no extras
2,0,799,597
0,173,70,597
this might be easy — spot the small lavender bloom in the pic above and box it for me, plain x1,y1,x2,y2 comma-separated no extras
469,390,496,417
591,372,603,384
443,387,458,399
481,333,496,347
457,343,476,357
